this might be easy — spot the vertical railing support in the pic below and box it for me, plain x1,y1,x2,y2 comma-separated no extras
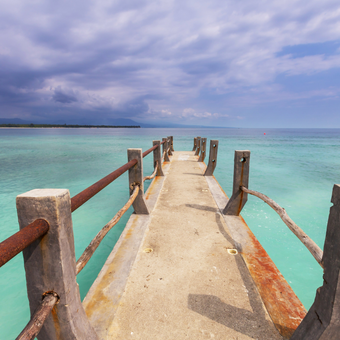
167,136,173,156
192,138,197,152
170,136,174,152
223,150,250,216
128,149,149,214
162,138,170,162
204,140,219,176
291,184,340,340
16,189,98,340
198,138,207,162
195,137,201,156
153,140,164,176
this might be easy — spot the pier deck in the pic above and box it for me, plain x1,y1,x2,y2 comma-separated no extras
84,151,282,339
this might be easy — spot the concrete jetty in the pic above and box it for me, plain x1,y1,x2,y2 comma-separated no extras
83,151,283,339
7,137,340,340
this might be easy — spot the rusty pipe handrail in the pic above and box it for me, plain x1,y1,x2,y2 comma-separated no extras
160,140,165,145
71,158,138,212
143,161,158,182
76,185,140,274
1,141,160,267
16,291,59,340
0,219,50,268
240,186,324,268
142,144,158,158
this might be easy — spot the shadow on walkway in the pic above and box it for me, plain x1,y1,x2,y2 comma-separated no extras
186,204,283,339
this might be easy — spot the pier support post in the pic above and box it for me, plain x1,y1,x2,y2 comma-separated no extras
192,138,197,152
128,149,149,214
162,138,170,162
167,136,173,156
195,137,201,156
16,189,98,340
291,184,340,340
223,150,250,216
204,140,219,176
153,140,164,176
170,136,174,152
198,138,207,162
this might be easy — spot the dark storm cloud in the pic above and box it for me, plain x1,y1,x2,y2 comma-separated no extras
52,88,78,104
0,0,340,127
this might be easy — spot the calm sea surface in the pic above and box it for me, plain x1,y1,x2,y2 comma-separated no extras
1,127,339,337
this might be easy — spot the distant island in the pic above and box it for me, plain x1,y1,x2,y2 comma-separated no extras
0,123,140,128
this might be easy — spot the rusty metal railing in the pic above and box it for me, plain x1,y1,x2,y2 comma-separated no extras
142,144,158,158
71,159,138,212
0,142,165,269
0,219,50,268
0,137,168,340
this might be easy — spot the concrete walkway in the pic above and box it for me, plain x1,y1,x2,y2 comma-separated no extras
98,151,282,340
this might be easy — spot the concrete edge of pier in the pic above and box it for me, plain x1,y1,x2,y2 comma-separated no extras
197,162,307,339
82,160,172,336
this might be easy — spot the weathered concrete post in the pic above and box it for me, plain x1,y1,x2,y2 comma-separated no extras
204,140,219,176
198,138,207,162
16,189,98,340
167,136,173,156
223,150,250,216
170,136,174,152
153,140,164,176
162,138,170,162
128,149,149,214
290,184,340,340
192,138,197,152
195,137,201,156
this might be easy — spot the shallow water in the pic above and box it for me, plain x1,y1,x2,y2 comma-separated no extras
0,127,339,338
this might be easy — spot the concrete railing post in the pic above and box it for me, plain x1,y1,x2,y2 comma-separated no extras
204,140,219,176
167,136,173,156
128,149,149,214
198,138,207,162
223,150,250,216
291,184,340,340
16,189,98,340
162,138,170,162
195,137,201,156
192,138,197,152
153,140,164,176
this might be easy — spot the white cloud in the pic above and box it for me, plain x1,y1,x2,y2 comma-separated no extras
1,0,340,123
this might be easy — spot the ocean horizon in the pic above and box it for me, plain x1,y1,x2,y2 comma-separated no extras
1,127,338,338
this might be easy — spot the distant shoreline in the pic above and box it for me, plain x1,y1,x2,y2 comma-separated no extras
0,124,141,129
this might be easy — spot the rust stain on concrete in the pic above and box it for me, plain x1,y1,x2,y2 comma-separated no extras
145,176,160,200
238,215,307,338
84,217,139,321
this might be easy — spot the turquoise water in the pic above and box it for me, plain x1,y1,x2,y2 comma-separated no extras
0,127,339,338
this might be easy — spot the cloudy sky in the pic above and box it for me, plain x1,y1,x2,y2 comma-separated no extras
1,0,340,127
